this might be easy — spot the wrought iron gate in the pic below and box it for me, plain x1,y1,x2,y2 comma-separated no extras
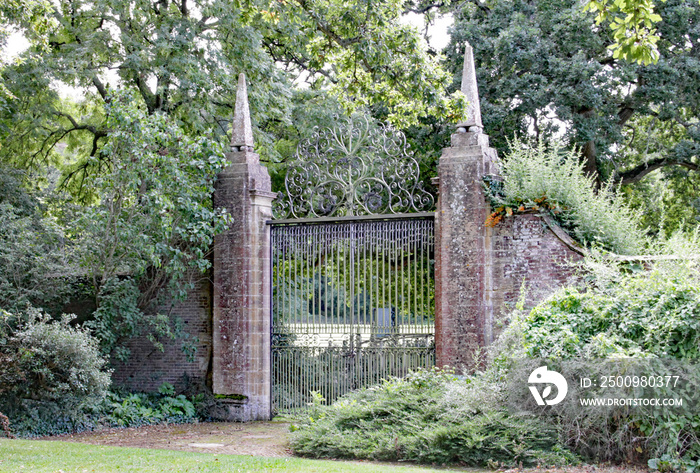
268,114,437,414
270,214,435,413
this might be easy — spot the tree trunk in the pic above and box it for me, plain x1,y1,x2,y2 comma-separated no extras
582,140,601,188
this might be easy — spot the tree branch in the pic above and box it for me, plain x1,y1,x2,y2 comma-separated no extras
263,38,337,83
618,105,635,126
294,0,362,48
403,2,446,15
465,0,491,14
134,75,157,113
616,158,700,185
92,76,109,101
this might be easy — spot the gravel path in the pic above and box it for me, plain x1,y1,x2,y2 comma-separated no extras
43,421,293,458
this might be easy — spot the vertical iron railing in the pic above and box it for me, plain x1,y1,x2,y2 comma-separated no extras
269,214,435,414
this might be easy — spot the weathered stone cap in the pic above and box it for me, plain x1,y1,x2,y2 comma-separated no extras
230,73,254,152
457,41,483,132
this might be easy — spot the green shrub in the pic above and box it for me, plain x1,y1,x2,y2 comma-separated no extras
104,385,197,428
75,92,232,361
0,308,112,437
0,309,111,404
0,201,73,315
485,137,645,255
290,368,576,467
521,243,700,361
0,308,206,437
495,236,700,470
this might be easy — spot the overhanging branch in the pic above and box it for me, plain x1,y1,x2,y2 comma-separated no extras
616,158,700,185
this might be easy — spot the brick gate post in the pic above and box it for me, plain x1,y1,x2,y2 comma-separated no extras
435,43,499,371
212,73,275,420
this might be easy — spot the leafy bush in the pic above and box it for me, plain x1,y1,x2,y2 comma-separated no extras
104,384,197,428
495,234,700,470
520,237,700,360
0,179,73,314
290,368,576,467
1,378,199,437
485,137,645,255
72,91,232,360
0,308,111,437
0,412,13,438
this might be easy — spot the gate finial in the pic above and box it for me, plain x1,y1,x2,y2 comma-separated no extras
457,42,483,133
231,73,254,152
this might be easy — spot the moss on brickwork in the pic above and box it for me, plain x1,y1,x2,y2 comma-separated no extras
214,393,248,401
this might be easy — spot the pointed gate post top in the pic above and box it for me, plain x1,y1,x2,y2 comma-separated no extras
231,73,255,152
457,42,483,133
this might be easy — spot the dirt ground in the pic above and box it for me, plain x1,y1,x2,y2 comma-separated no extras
43,421,293,458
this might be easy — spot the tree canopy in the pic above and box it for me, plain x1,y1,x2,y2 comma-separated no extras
446,0,700,233
1,0,462,184
584,0,664,65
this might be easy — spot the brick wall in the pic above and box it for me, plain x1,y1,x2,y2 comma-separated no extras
489,214,582,340
110,273,212,392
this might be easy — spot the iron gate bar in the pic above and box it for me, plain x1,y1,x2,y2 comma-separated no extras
269,214,435,414
267,211,435,226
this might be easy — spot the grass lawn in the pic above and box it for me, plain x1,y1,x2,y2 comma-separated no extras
0,439,470,473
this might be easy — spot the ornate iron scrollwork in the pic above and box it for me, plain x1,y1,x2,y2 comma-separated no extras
274,115,435,219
